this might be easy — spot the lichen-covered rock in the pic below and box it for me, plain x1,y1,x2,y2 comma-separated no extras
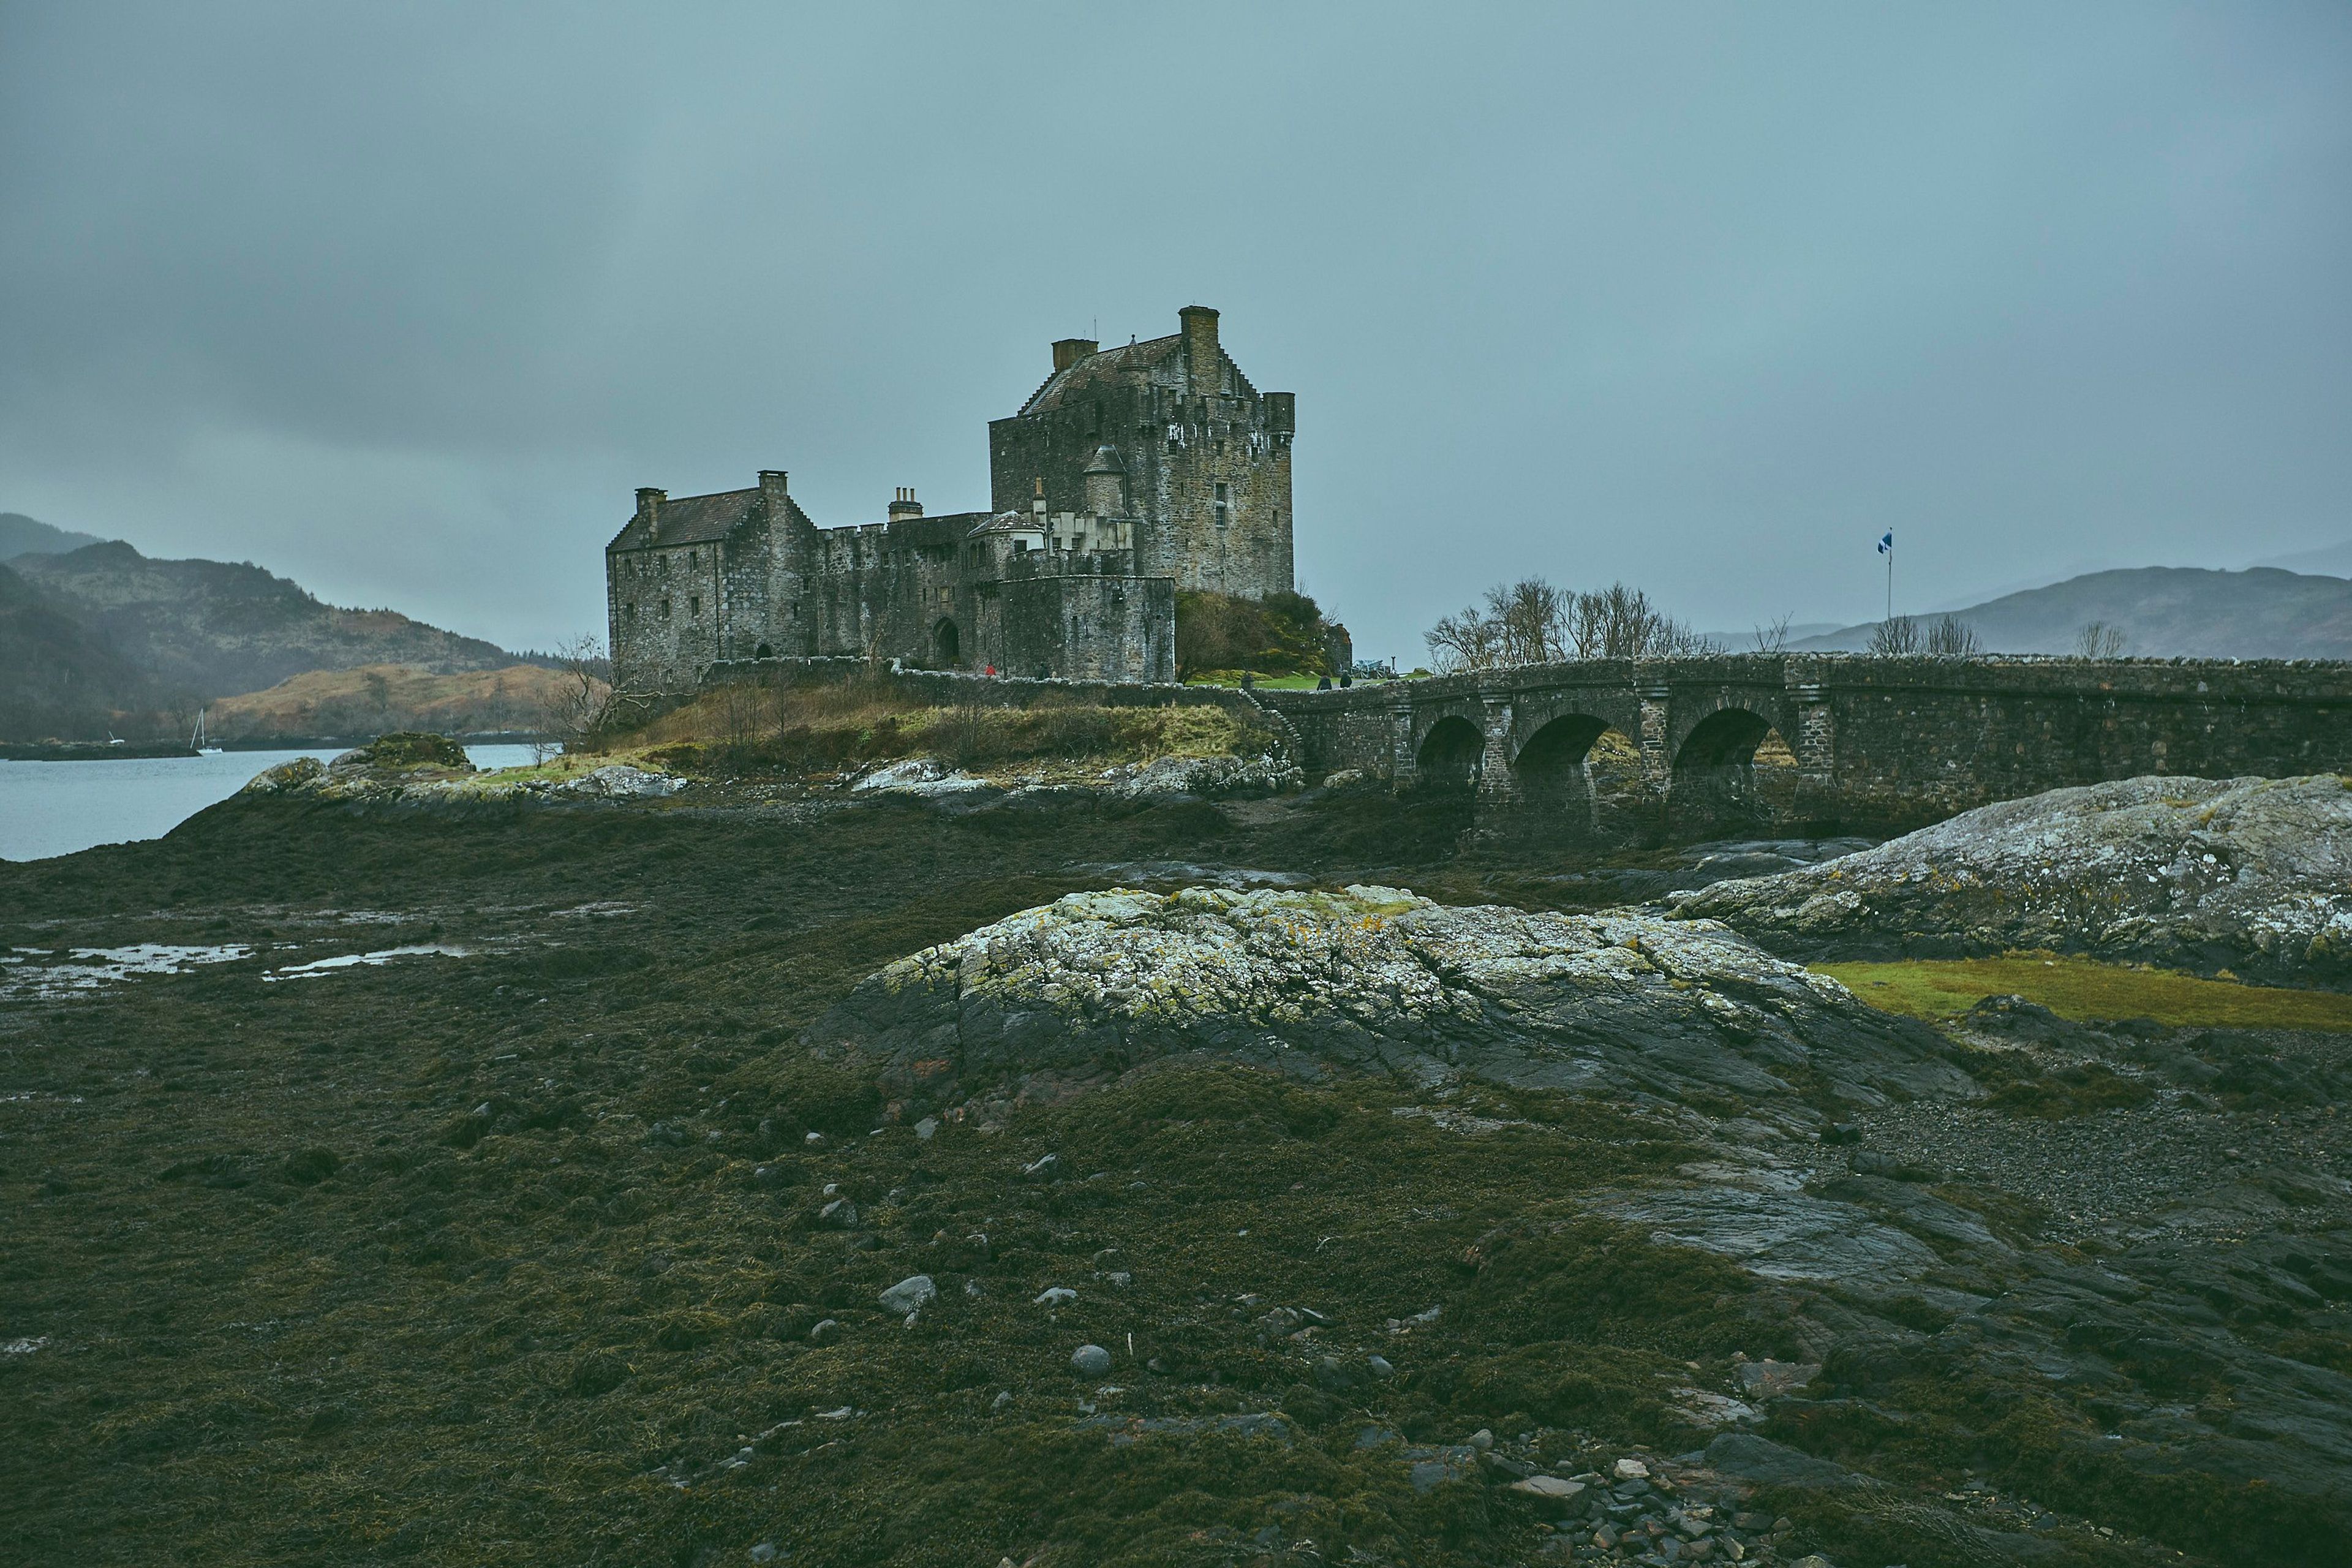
850,758,990,797
1673,774,2352,987
806,884,1963,1117
561,764,685,799
241,755,326,793
1112,753,1301,800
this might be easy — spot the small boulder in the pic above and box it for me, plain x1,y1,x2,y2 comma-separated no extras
1070,1343,1112,1376
1507,1475,1587,1517
878,1274,937,1317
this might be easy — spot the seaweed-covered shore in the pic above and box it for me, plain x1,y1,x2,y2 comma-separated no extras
4,783,2351,1567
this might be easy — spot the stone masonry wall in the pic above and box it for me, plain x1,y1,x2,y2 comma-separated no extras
1264,655,2352,840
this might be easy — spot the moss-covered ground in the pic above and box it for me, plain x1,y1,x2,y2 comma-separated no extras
1813,954,2352,1032
0,791,2302,1566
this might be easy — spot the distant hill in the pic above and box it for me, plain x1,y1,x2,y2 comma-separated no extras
11,540,535,699
2250,538,2352,578
0,561,181,741
0,512,108,561
1790,567,2352,659
208,662,593,742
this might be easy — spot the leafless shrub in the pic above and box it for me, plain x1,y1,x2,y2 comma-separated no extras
533,634,614,758
1924,614,1981,657
1868,616,1923,657
1751,614,1793,655
2074,620,2130,659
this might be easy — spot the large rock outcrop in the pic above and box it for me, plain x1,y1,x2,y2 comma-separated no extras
807,884,1964,1118
1673,774,2352,988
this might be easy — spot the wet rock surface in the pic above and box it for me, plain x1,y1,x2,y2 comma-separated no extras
812,880,2352,1561
1675,774,2352,987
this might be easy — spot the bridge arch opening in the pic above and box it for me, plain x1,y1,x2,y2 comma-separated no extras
932,618,961,667
1515,714,1651,841
1414,715,1484,794
1670,707,1797,837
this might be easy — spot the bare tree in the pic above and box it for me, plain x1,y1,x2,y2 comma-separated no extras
1868,616,1923,657
1573,583,1712,658
1425,603,1503,673
533,634,613,760
1924,614,1981,657
1751,613,1793,654
1427,578,1709,670
2073,620,2130,659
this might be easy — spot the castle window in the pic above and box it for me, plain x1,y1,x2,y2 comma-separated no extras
1214,483,1230,528
625,603,636,620
690,595,701,617
660,598,671,619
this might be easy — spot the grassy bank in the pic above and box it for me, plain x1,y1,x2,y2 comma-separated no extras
600,680,1280,779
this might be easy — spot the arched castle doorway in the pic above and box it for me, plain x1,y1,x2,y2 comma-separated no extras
933,619,961,666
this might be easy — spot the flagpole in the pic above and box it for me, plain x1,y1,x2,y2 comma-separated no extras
1885,539,1893,624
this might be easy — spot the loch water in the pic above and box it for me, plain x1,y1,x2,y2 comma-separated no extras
0,745,543,863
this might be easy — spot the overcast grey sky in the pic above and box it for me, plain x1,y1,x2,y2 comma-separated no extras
2,2,2347,659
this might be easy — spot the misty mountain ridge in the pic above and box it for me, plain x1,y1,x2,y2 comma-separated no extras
2251,538,2352,579
0,511,108,560
0,560,168,741
0,532,545,741
1790,566,2352,659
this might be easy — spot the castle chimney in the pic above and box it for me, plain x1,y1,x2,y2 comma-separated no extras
888,486,923,522
636,487,667,539
758,470,790,522
1052,337,1098,373
1179,305,1220,390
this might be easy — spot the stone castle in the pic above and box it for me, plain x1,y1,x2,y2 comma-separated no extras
605,306,1294,692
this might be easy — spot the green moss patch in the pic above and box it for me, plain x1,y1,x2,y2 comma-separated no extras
1813,954,2352,1032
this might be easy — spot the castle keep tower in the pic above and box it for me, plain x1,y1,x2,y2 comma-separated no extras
988,306,1295,600
605,306,1289,692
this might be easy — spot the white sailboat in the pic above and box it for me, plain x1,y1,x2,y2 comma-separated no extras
190,709,223,755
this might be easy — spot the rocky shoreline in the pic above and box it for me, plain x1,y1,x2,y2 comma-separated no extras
1675,774,2352,989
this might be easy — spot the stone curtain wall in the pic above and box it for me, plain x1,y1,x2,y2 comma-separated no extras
696,655,1257,722
1263,655,2352,842
992,575,1177,684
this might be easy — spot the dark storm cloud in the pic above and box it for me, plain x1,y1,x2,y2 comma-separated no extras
2,2,2347,656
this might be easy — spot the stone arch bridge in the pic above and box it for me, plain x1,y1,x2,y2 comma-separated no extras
1257,655,2352,843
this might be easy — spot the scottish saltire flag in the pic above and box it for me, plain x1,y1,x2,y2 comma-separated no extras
1878,530,1894,554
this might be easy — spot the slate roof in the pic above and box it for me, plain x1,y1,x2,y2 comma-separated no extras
606,489,811,552
1016,334,1182,416
968,510,1044,536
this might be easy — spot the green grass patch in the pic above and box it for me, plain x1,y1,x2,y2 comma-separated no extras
1814,953,2352,1032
